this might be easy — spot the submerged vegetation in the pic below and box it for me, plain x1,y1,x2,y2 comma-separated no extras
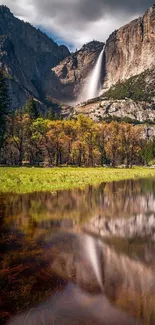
1,167,155,193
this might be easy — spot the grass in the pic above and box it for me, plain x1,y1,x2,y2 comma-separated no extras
1,167,155,194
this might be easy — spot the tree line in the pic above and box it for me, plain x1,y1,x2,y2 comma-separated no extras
0,68,155,167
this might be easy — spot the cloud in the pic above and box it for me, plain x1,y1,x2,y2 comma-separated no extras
0,0,153,49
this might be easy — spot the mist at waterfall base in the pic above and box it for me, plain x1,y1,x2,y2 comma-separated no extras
77,48,104,104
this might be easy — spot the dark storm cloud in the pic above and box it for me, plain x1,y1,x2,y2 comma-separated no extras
0,0,154,48
32,0,153,23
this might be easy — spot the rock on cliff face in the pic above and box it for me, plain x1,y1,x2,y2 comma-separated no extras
0,5,70,109
71,97,155,124
103,5,155,91
52,41,104,102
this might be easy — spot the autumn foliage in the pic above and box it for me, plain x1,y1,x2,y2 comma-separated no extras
0,111,150,167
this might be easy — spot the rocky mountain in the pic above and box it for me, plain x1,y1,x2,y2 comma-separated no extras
103,5,155,91
55,5,155,124
0,5,70,109
1,4,155,121
53,5,155,101
52,41,104,102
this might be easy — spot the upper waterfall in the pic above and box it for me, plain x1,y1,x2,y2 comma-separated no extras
86,48,104,100
78,47,104,103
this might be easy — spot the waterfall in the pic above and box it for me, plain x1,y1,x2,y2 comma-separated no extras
78,47,104,103
86,48,104,100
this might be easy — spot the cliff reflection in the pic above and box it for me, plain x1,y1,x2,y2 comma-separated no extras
2,231,155,325
1,178,155,236
1,178,155,324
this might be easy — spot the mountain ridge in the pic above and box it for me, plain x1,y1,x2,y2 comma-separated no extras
1,4,155,122
0,5,70,109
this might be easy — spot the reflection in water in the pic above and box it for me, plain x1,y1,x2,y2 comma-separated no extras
1,178,155,235
86,213,155,240
43,232,105,294
1,178,155,324
84,235,104,291
8,284,138,325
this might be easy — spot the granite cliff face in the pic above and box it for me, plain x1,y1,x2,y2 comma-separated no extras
52,41,104,102
102,5,155,91
71,97,155,123
0,5,70,109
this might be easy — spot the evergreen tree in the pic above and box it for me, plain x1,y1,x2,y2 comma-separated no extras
141,137,155,166
25,96,39,119
45,107,55,120
0,68,9,150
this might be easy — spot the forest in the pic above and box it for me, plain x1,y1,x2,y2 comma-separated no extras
0,68,155,168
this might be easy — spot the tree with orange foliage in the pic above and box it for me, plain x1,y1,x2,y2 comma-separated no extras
121,123,143,167
105,122,124,167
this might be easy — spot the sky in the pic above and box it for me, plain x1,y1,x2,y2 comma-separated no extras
0,0,154,50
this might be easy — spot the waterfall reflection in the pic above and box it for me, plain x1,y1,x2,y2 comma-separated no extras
1,178,155,324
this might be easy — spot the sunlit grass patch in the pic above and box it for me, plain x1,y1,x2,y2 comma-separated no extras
1,167,155,194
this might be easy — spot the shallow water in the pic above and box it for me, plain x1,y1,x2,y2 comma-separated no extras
1,178,155,324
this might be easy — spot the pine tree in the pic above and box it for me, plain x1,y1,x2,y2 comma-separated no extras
0,68,9,150
46,107,56,120
25,96,39,119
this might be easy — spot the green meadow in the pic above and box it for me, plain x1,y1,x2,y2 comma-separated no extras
1,167,155,194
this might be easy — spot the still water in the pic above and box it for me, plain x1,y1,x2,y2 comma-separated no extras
1,179,155,324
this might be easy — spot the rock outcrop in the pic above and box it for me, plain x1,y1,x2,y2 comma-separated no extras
70,97,155,123
0,5,70,109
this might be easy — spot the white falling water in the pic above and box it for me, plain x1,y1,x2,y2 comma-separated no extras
86,48,104,100
78,48,104,103
85,235,104,291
